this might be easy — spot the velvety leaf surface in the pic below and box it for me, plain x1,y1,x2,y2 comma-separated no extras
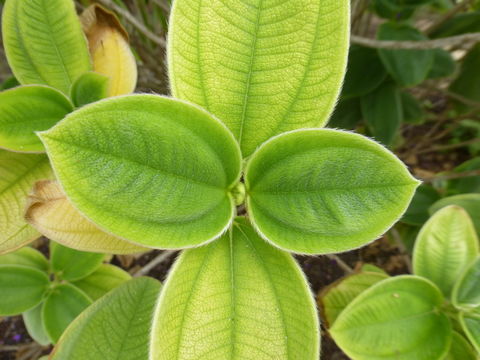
40,95,242,249
413,206,479,297
72,264,131,301
23,304,50,346
319,270,389,326
0,246,48,272
0,265,49,315
460,310,480,353
453,257,480,310
26,180,147,254
81,4,137,96
168,0,350,157
330,276,452,360
42,283,92,343
445,331,477,360
51,277,161,360
0,85,73,152
70,72,109,107
430,194,480,235
2,0,91,94
0,151,53,254
50,242,105,282
245,129,419,254
151,217,319,360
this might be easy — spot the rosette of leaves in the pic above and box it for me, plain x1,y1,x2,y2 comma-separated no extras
0,0,137,254
34,0,419,357
0,242,131,345
321,205,480,359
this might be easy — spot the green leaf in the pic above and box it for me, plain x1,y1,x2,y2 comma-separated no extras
342,46,387,99
70,72,109,108
452,257,480,310
430,12,480,38
427,49,456,79
2,0,92,94
361,81,402,146
370,0,416,20
327,97,361,130
402,184,441,226
460,310,480,353
42,283,92,343
401,91,425,125
450,44,480,114
72,264,131,301
51,277,161,360
0,265,49,315
319,270,389,326
447,157,480,195
51,242,105,282
444,331,477,360
0,246,48,272
0,151,53,254
168,0,350,157
0,85,73,152
151,217,319,359
377,23,434,87
330,276,452,360
0,76,19,90
23,304,51,346
40,95,242,249
430,194,480,235
413,206,479,297
245,129,419,254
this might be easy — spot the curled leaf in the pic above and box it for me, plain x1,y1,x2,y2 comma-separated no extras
81,4,137,96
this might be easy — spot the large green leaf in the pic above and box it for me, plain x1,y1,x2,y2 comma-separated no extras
444,331,477,360
0,85,73,152
23,304,50,346
361,81,402,146
50,277,160,360
245,129,419,254
413,206,479,297
460,309,480,353
0,151,53,254
2,0,91,94
330,276,452,360
168,0,350,157
0,246,48,272
430,194,480,235
151,217,319,359
377,23,434,87
0,265,49,315
72,264,131,301
50,242,105,282
452,257,480,310
39,95,242,249
319,269,389,326
42,283,92,343
450,44,480,113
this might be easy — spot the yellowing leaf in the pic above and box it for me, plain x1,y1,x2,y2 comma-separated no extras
80,5,137,96
25,180,147,254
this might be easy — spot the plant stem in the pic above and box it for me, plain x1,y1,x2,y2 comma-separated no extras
134,250,176,277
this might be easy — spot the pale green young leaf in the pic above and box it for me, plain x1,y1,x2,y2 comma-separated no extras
330,276,452,360
444,331,477,360
23,304,50,346
39,95,242,249
319,270,389,326
245,129,420,254
151,217,319,360
42,283,92,343
460,310,480,353
0,265,49,315
430,194,480,235
168,0,350,157
0,246,48,272
72,264,131,301
452,257,480,310
0,85,73,153
2,0,91,94
51,277,161,360
413,206,479,297
50,242,105,282
70,72,109,108
0,151,53,254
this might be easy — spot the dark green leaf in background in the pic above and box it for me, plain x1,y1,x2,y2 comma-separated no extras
401,91,425,125
51,243,105,282
70,72,110,108
427,49,456,79
328,98,362,130
447,157,480,195
450,44,480,114
402,184,441,225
